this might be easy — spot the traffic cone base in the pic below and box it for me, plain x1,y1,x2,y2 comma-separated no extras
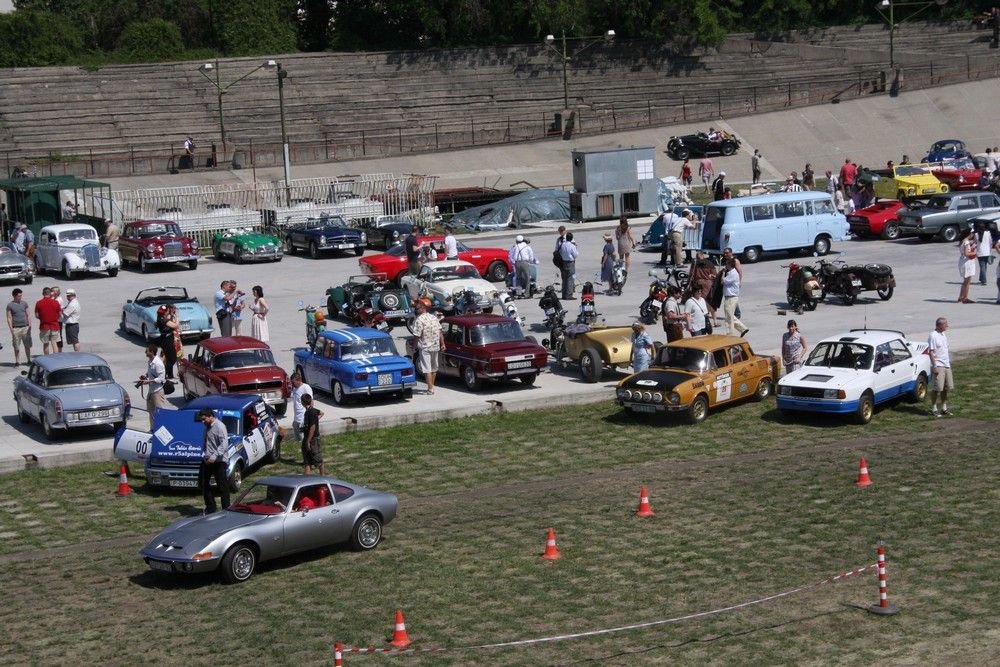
542,527,561,560
856,457,872,488
635,486,655,517
389,609,411,648
868,603,900,616
115,463,133,497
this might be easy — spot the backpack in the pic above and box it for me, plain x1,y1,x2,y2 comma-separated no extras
553,238,564,268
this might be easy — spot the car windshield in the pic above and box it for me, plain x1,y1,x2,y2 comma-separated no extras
894,165,927,177
135,223,181,238
924,197,951,210
58,228,98,242
376,215,412,227
430,265,482,281
229,483,294,515
46,365,113,387
135,287,190,304
0,242,17,254
474,321,526,344
654,346,710,372
341,337,399,359
805,342,874,370
384,244,407,257
303,216,347,229
939,158,974,171
213,349,276,369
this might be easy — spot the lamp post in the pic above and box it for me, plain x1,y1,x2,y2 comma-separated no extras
543,29,615,111
264,59,291,205
875,0,948,70
197,59,273,152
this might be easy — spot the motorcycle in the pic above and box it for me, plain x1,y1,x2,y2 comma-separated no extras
783,262,820,313
297,302,327,346
577,282,599,325
498,290,525,326
815,258,895,306
608,259,627,296
453,288,484,315
638,267,689,325
349,290,391,331
538,285,565,330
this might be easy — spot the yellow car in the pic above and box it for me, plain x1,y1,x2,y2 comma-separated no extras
871,164,948,200
615,335,778,423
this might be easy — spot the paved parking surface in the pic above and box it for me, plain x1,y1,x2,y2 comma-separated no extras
2,222,998,472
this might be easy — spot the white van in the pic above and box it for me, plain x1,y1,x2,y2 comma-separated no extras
699,191,851,263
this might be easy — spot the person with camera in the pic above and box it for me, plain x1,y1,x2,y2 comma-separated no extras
229,281,246,336
197,407,231,514
138,343,170,428
214,280,234,337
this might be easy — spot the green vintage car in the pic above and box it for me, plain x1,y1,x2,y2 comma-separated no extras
212,229,284,264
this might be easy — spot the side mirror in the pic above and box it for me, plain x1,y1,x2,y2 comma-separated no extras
187,353,193,361
126,299,132,304
20,370,28,376
297,299,304,308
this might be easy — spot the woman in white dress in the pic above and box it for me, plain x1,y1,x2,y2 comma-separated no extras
250,285,270,342
957,229,977,304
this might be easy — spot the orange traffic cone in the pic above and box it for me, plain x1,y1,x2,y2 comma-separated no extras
856,457,872,488
542,527,561,560
389,609,411,648
115,463,132,497
635,486,655,517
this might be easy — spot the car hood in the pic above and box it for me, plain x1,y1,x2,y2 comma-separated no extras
301,226,362,237
620,368,697,390
342,355,413,371
0,254,32,268
143,511,273,556
212,367,286,386
779,366,864,389
478,341,546,355
54,240,101,249
430,279,497,294
218,233,280,245
49,383,124,409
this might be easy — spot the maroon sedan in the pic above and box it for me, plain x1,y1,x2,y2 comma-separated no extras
119,220,199,272
178,336,290,416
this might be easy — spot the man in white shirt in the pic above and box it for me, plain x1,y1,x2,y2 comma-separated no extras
62,288,81,351
139,344,170,428
511,235,534,296
443,225,458,260
290,372,313,442
927,317,952,418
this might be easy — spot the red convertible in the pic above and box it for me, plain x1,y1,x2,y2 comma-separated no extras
847,201,906,240
119,220,199,272
406,314,548,390
358,235,511,284
178,336,290,416
930,157,984,192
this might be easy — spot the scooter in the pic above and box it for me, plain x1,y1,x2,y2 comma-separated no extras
297,301,326,346
783,262,820,313
577,282,598,325
638,267,688,324
608,259,627,296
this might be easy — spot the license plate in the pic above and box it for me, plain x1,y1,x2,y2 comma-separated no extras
169,479,198,488
148,560,173,572
377,373,393,386
653,298,664,306
544,307,555,316
507,361,532,370
630,404,657,413
384,310,404,317
181,323,191,331
336,243,354,249
79,410,110,419
851,279,863,287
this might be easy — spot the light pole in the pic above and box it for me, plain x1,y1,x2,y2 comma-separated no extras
264,59,291,205
543,29,615,111
197,59,273,152
875,0,948,70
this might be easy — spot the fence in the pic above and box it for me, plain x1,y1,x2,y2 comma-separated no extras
6,57,1000,181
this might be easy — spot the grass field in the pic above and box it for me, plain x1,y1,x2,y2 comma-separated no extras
1,354,997,666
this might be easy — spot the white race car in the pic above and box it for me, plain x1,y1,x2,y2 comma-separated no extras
400,260,499,313
776,328,931,424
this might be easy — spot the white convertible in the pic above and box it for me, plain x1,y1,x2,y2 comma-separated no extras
776,328,931,424
35,223,121,279
400,260,499,313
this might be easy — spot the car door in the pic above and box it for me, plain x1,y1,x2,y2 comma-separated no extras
283,484,345,553
870,342,901,403
708,348,733,405
774,199,809,247
25,365,47,420
439,323,463,378
728,343,756,401
305,339,332,389
240,405,266,465
36,232,53,270
120,225,137,263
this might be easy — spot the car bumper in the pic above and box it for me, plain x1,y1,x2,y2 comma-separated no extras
145,465,202,489
618,400,685,413
142,255,198,264
141,554,219,575
241,252,283,262
0,267,34,280
317,242,363,251
776,396,859,414
344,379,416,396
481,365,542,379
178,326,214,339
58,414,124,429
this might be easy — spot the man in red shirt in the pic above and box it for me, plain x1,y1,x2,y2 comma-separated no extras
34,287,62,354
839,158,857,197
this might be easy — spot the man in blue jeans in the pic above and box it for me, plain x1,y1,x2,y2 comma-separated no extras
198,408,231,514
559,232,578,300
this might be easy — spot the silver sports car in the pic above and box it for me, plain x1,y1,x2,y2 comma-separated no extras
139,475,397,583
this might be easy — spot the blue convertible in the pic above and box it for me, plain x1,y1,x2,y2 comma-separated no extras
285,215,367,259
293,328,416,405
120,286,214,342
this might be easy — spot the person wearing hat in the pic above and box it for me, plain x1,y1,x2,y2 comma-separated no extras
630,322,654,372
671,209,699,267
510,234,534,297
443,225,458,260
600,232,616,290
197,407,231,514
411,298,445,394
62,288,81,352
62,200,77,223
712,171,727,201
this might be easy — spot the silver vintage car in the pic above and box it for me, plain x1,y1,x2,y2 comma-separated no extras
14,353,130,439
140,475,397,583
0,242,35,284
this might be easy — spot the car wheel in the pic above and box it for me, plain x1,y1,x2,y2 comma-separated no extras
638,296,657,325
220,543,256,584
17,403,30,424
41,413,57,441
141,324,150,342
284,237,295,254
855,392,874,425
579,348,602,383
188,260,198,270
120,313,128,334
327,297,340,317
843,291,857,306
23,275,33,285
234,247,245,264
686,394,709,424
62,262,73,280
812,236,830,256
742,246,762,263
675,147,690,160
108,267,119,277
266,434,282,464
940,225,959,243
228,461,244,492
877,285,894,300
139,255,149,273
461,365,480,391
805,297,819,311
881,221,901,240
908,373,928,403
354,246,365,257
753,377,773,401
309,241,320,259
332,381,349,405
274,401,287,418
486,261,509,282
213,243,224,260
350,513,383,551
720,141,736,156
520,373,537,386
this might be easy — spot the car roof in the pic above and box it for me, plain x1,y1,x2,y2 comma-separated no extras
666,334,751,351
423,259,475,268
441,313,516,326
31,352,110,370
39,223,97,233
816,329,907,346
129,220,180,225
187,393,260,410
706,191,832,207
197,336,271,352
256,474,354,488
320,327,392,343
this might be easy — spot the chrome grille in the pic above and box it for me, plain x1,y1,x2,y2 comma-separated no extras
788,387,827,399
163,241,183,258
82,244,101,267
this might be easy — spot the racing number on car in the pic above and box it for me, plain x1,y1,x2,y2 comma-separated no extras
715,373,732,402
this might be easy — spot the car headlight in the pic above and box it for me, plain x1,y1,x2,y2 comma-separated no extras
617,389,629,400
668,392,680,404
653,392,663,402
76,249,85,257
823,388,840,399
642,391,653,402
360,232,367,242
100,247,109,257
191,240,199,249
778,385,790,395
319,236,326,244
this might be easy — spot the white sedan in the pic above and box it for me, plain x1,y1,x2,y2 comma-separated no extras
34,223,121,279
400,260,499,313
776,328,931,424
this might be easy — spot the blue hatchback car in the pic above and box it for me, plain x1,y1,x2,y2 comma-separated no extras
293,328,416,405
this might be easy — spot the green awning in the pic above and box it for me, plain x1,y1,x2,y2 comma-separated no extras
0,175,110,193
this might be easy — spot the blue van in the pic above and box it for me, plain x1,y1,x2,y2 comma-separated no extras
699,191,851,263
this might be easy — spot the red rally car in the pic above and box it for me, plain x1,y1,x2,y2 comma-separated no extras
358,235,512,284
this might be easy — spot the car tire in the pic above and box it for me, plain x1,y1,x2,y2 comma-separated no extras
520,373,537,386
753,377,773,401
284,237,295,254
139,255,149,273
332,381,349,405
675,147,690,160
812,236,831,256
141,324,150,342
855,392,874,424
17,404,30,424
62,262,73,280
354,246,365,257
877,285,894,300
720,141,736,156
940,225,959,243
908,373,928,403
327,297,340,317
461,365,480,391
213,243,223,260
686,394,709,424
843,291,857,306
220,543,257,584
881,221,901,240
487,261,509,282
234,247,245,264
228,461,244,493
41,413,56,441
309,242,320,259
402,387,413,399
742,246,762,263
23,275,33,285
350,513,383,551
188,260,198,270
266,434,281,464
120,313,128,334
108,268,119,277
579,348,602,383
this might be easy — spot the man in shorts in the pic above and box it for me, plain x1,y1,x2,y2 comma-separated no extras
927,317,953,417
62,288,81,351
290,372,312,442
34,287,62,354
410,298,444,394
6,288,32,365
300,394,325,475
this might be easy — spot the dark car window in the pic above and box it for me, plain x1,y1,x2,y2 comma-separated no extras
806,342,873,370
331,484,355,502
447,325,465,345
222,415,241,437
712,349,728,369
342,337,398,359
135,223,181,238
924,197,950,210
656,346,709,371
980,194,999,208
889,339,912,364
958,196,978,211
478,320,525,344
46,365,113,387
213,349,276,369
750,205,774,221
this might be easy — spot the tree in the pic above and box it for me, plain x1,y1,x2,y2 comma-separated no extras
215,0,297,56
0,10,84,67
298,0,334,52
116,18,185,61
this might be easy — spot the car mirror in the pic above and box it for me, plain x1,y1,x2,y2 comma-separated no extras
187,354,193,361
20,370,27,376
126,300,132,304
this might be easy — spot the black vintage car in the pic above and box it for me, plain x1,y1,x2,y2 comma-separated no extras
362,215,417,250
666,130,741,160
285,215,366,258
